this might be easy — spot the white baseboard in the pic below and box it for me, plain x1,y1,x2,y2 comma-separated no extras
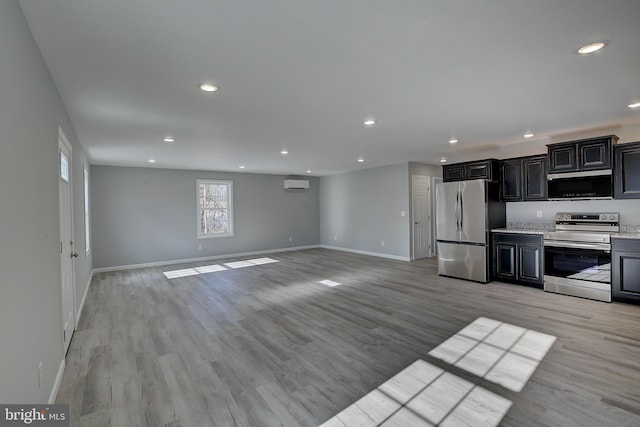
75,273,92,328
48,359,65,404
319,245,411,262
92,245,321,273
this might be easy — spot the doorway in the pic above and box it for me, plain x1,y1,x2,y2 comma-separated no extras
59,129,76,355
412,175,432,259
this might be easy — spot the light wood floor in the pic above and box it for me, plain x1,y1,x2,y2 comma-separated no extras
57,248,640,426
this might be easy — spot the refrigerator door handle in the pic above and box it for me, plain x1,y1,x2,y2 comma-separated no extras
459,192,464,230
455,191,460,230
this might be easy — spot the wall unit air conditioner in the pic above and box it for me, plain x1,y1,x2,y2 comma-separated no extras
284,179,309,190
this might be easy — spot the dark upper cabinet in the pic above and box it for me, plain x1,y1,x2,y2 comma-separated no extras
548,135,617,173
499,155,547,201
614,141,640,199
492,233,543,287
442,164,465,182
500,159,521,201
522,156,547,200
443,159,498,182
549,143,576,172
612,238,640,303
578,138,612,170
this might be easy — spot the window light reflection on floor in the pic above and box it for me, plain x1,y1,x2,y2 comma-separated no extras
428,317,556,392
162,268,200,279
320,359,512,427
320,317,555,426
319,279,342,287
194,264,228,274
163,257,278,279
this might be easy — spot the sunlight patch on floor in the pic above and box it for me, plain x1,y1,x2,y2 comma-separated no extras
321,317,556,426
319,279,342,287
428,317,556,392
163,257,279,278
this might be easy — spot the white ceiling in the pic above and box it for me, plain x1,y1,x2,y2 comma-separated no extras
19,0,640,176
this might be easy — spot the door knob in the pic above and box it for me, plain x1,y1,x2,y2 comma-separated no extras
71,252,79,258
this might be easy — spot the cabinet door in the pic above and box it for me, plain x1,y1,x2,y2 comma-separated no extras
518,244,542,284
500,160,521,201
443,164,465,182
612,250,640,301
494,243,516,280
466,161,492,180
549,144,576,173
522,156,547,200
578,139,611,170
614,142,640,199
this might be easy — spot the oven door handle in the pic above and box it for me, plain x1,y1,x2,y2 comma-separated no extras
543,240,610,252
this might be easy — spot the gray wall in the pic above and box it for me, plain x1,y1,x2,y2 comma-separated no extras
0,0,92,403
507,199,640,228
319,163,411,259
91,166,320,268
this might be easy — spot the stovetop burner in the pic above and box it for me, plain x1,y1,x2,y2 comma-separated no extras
544,212,619,244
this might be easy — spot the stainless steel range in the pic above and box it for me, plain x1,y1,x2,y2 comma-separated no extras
543,212,619,302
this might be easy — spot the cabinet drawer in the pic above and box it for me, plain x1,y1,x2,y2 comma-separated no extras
493,233,542,245
612,238,640,252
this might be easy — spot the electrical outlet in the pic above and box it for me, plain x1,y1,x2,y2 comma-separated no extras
289,236,293,242
334,235,338,241
38,362,43,389
381,240,385,247
537,210,543,218
197,244,202,251
400,211,406,217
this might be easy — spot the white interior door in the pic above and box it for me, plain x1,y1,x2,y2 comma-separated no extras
432,178,442,256
412,175,431,259
59,133,75,355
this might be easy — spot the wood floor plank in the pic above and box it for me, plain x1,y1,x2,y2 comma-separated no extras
56,248,640,426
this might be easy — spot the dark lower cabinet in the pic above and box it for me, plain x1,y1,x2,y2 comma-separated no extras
612,238,640,304
492,233,543,287
614,141,640,199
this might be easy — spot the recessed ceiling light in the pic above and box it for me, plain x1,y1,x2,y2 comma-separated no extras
449,138,458,144
163,136,175,143
280,149,289,155
306,170,312,174
239,165,246,169
578,41,607,54
440,158,447,163
199,83,218,92
148,159,156,164
523,132,534,138
357,157,364,163
363,119,376,126
628,101,640,109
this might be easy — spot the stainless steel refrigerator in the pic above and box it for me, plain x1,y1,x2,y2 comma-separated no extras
436,179,505,283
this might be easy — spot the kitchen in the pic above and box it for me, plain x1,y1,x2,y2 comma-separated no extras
436,134,640,304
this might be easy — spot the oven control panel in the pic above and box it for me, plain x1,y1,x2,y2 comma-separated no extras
555,212,619,223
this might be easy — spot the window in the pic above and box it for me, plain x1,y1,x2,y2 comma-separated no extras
83,165,90,255
197,179,234,238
